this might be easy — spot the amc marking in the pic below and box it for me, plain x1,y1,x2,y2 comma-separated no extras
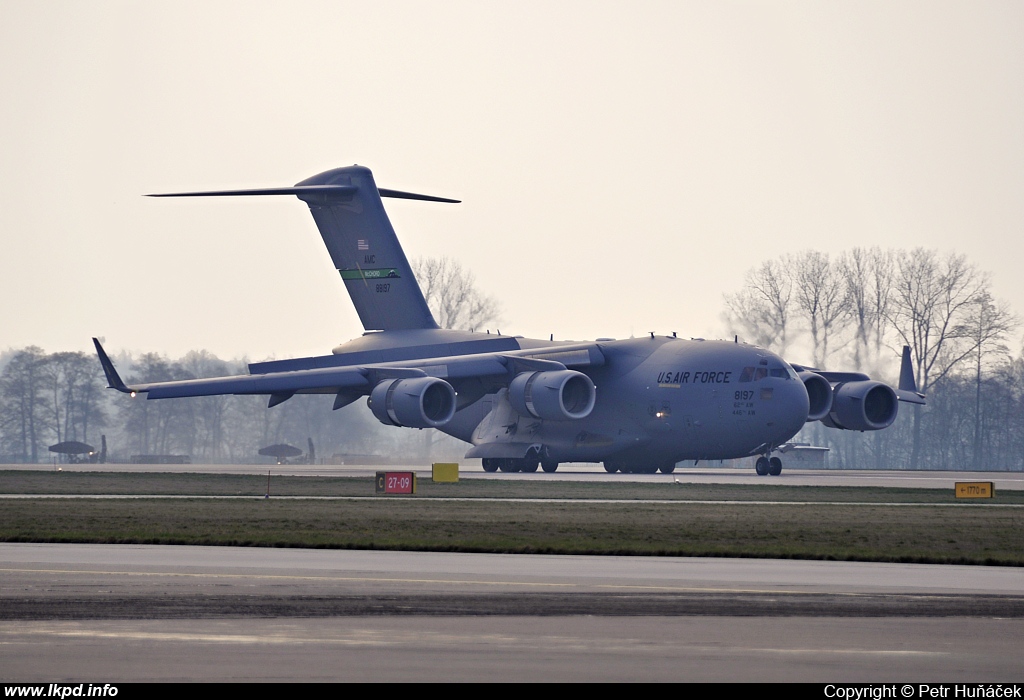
339,268,400,280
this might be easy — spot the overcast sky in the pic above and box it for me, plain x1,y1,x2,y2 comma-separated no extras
1,1,1021,365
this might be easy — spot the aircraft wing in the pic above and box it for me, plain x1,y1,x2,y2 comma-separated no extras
93,338,604,404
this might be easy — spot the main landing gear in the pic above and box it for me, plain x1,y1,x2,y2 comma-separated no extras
755,456,783,476
482,448,558,474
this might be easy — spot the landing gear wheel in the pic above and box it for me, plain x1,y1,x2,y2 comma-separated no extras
659,464,676,474
520,448,540,473
768,457,782,476
498,459,520,473
541,460,559,473
603,462,618,473
482,458,498,473
755,457,770,476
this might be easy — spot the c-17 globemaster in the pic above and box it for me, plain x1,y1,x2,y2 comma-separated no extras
93,165,925,475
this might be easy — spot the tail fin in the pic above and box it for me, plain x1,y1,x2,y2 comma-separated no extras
150,165,458,331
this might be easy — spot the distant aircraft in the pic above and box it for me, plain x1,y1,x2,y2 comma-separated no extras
93,165,925,475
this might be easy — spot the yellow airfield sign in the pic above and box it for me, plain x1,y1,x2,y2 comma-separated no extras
955,482,994,499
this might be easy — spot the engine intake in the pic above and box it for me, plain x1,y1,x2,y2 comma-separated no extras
798,371,834,422
824,381,898,431
509,370,596,421
368,377,456,428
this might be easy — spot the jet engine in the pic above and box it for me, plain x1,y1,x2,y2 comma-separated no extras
508,370,596,421
822,381,898,431
368,377,456,428
798,371,833,422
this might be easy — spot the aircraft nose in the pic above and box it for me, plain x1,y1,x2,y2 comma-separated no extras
771,378,810,442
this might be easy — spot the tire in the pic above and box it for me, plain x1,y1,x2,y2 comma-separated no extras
520,458,539,473
482,458,498,473
768,457,782,476
541,460,558,473
603,462,618,473
659,463,676,474
755,457,770,476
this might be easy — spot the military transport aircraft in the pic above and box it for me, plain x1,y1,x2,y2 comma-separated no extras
93,165,925,475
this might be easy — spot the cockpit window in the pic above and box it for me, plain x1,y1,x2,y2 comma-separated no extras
741,365,794,382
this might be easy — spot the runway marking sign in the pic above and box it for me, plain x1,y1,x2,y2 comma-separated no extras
955,482,994,498
376,471,416,494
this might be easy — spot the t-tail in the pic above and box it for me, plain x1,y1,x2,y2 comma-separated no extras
149,165,458,331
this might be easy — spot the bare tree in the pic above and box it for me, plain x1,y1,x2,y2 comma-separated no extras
120,353,196,457
0,347,47,461
838,248,894,372
964,293,1018,467
179,350,233,462
412,256,500,331
410,256,501,460
723,260,794,355
41,351,105,447
887,249,989,468
791,251,849,368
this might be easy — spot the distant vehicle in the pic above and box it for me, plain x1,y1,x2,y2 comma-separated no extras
93,165,924,475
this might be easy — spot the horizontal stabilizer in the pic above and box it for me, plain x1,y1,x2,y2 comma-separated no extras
377,188,460,203
147,185,458,203
147,185,357,198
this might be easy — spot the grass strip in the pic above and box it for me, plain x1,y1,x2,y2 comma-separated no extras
1,497,1021,565
3,470,1021,504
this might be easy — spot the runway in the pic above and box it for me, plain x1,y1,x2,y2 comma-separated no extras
9,462,1024,490
2,544,1023,681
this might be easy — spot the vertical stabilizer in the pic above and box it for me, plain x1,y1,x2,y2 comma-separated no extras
296,165,441,331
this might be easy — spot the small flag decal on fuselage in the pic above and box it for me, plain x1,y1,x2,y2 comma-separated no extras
357,240,369,250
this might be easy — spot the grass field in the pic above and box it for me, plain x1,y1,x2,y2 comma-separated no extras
1,471,1021,565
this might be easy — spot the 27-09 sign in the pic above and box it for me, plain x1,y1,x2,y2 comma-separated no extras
376,471,416,494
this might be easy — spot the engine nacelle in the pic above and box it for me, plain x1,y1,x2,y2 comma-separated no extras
508,370,596,421
798,371,834,422
823,381,898,431
368,377,456,428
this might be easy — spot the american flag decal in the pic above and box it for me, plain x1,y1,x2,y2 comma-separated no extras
357,239,369,250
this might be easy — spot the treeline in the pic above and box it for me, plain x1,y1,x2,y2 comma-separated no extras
724,247,1022,470
0,347,455,464
3,247,1022,470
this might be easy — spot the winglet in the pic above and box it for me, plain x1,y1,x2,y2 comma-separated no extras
92,338,132,394
896,345,926,404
